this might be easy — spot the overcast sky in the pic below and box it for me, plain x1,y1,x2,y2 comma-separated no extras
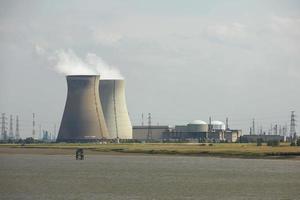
0,0,299,138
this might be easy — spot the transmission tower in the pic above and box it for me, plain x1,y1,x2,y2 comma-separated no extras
270,124,273,135
9,115,14,139
141,113,144,126
259,126,263,135
252,118,255,135
1,113,7,140
279,125,282,136
290,111,296,142
32,113,36,139
274,124,278,135
147,113,152,141
15,115,20,139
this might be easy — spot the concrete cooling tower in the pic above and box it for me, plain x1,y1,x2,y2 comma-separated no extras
99,79,132,139
57,75,109,142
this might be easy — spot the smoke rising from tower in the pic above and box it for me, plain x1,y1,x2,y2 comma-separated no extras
35,46,123,79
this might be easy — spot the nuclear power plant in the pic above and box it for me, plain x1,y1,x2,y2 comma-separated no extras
57,75,133,142
99,79,132,139
55,74,241,143
54,74,294,144
57,75,109,142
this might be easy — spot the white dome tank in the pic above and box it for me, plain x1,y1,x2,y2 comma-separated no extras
211,120,226,131
187,120,208,132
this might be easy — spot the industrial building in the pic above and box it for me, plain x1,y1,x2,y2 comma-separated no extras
57,75,109,142
240,135,285,143
133,125,171,140
99,79,132,139
167,120,209,142
133,120,241,143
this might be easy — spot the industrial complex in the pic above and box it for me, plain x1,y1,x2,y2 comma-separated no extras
0,75,297,144
133,119,241,143
54,75,243,143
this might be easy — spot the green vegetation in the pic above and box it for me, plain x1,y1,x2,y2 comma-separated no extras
1,142,300,158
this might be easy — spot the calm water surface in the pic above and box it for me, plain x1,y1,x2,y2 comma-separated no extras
0,154,300,200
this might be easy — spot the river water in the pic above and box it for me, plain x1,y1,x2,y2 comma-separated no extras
0,154,300,200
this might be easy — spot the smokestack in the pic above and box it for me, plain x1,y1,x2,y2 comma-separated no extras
57,75,108,142
99,79,132,139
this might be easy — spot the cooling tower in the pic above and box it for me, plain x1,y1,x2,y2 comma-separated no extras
99,79,132,139
57,75,109,142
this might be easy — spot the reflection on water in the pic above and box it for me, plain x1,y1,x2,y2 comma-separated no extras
0,154,300,200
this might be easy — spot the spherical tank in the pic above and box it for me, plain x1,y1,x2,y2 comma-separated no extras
211,121,226,131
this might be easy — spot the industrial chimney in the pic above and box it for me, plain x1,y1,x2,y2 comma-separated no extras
57,75,108,142
99,79,132,139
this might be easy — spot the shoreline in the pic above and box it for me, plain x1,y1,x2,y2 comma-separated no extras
1,144,300,160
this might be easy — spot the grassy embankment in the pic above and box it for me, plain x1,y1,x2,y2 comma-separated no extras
1,143,300,158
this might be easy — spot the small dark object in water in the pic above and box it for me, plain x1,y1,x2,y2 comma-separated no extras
76,148,84,160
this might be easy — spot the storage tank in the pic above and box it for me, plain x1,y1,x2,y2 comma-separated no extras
175,125,188,132
187,120,208,132
99,79,132,139
57,75,109,142
211,120,226,131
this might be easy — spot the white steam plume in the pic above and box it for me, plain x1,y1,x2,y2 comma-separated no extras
36,46,123,79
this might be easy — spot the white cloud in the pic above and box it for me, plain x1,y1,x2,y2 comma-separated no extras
91,28,123,46
44,48,123,79
204,22,248,45
34,44,46,56
270,16,300,37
